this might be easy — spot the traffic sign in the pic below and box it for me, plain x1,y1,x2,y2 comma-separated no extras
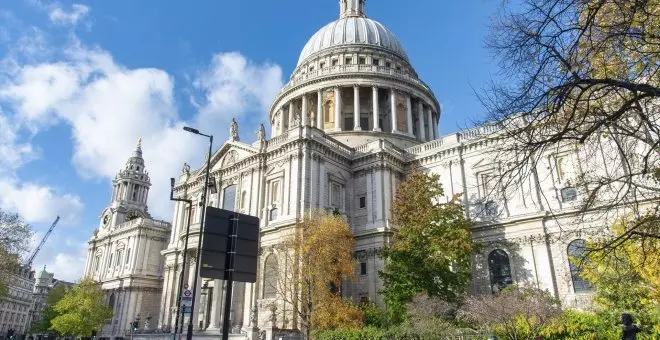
183,289,192,297
200,207,259,282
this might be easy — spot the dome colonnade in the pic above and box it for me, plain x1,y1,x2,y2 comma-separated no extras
269,0,440,144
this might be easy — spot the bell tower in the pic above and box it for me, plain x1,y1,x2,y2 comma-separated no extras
340,0,366,18
101,138,152,229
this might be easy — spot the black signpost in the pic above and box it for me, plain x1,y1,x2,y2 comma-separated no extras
200,206,259,340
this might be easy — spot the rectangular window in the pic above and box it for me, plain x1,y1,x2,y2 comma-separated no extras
331,59,338,66
359,196,366,209
116,251,123,267
372,58,379,66
271,181,280,203
320,61,326,68
345,57,352,65
359,57,366,65
126,249,131,264
360,262,367,276
385,62,392,68
330,183,341,208
107,254,113,268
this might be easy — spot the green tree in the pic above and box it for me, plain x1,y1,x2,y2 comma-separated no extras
380,170,477,322
31,284,67,334
0,209,32,297
578,217,660,336
50,278,112,337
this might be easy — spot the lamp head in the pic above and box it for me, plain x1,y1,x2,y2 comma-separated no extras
183,126,200,134
170,178,175,188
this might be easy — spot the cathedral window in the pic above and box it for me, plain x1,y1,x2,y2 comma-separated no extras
270,181,280,204
359,57,366,65
561,187,578,202
567,239,593,293
94,255,101,272
116,250,123,267
222,185,237,212
263,254,278,299
345,57,352,65
330,183,341,208
331,59,338,66
484,201,498,217
269,208,279,221
385,61,392,68
360,262,367,276
358,196,366,209
320,61,326,69
372,58,380,66
240,191,247,210
488,249,513,293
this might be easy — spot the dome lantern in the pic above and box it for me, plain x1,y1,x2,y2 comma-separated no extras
340,0,366,18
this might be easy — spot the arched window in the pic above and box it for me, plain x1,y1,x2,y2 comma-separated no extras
223,185,237,212
488,249,513,292
263,255,278,299
567,239,593,293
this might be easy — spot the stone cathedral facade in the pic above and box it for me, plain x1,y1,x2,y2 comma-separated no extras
84,141,171,337
156,0,602,337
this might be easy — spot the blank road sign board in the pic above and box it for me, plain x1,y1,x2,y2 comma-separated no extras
200,206,259,282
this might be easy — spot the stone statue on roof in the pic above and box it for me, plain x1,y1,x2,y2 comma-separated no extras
230,118,239,141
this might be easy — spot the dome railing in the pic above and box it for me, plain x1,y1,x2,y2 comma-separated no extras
281,64,433,94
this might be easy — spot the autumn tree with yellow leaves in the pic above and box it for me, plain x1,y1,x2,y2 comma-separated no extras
267,211,362,339
481,0,660,260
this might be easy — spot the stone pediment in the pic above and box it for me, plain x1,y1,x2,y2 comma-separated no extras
207,141,260,173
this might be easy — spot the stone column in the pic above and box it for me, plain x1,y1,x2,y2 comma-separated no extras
334,87,342,130
301,95,308,126
353,85,361,130
426,105,433,141
288,102,294,128
278,108,285,135
317,89,323,128
372,86,380,131
432,113,438,139
390,89,397,133
406,95,413,135
418,102,426,142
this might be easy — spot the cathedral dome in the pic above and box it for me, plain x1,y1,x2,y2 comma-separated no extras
297,17,409,67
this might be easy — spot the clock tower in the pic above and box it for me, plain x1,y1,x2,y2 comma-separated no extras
100,138,152,230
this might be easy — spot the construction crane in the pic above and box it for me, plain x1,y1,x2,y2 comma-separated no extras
26,216,60,267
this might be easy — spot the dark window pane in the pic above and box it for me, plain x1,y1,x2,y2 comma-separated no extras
567,239,593,293
488,249,512,292
360,262,367,275
561,187,578,202
222,184,237,211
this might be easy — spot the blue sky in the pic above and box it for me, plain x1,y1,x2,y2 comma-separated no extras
0,0,502,281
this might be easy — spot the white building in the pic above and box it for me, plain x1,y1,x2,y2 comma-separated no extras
83,140,171,338
30,267,73,332
0,266,34,338
53,2,645,340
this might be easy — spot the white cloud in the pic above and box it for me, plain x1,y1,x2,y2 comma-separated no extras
37,240,87,282
1,40,283,219
0,177,84,225
49,4,89,26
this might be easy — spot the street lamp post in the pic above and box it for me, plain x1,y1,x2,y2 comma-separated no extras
182,126,214,340
169,178,193,340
